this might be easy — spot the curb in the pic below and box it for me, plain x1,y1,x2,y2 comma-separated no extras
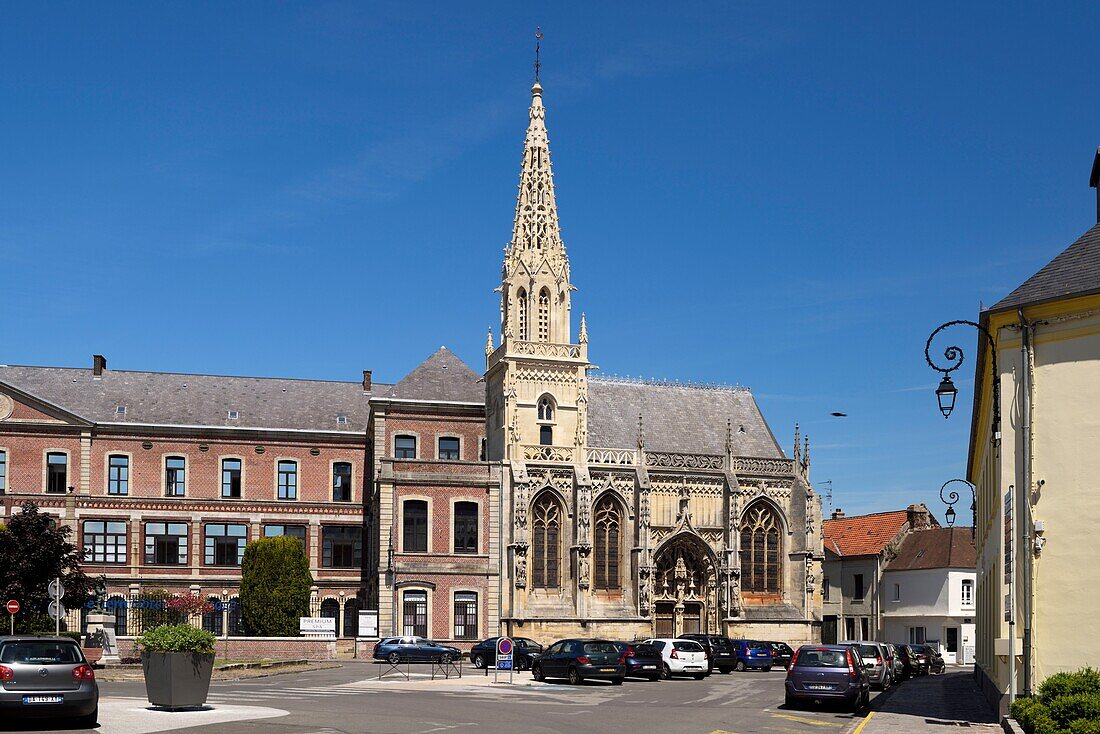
1001,717,1025,734
216,659,308,671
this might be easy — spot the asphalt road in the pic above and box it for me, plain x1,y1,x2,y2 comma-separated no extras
3,661,880,734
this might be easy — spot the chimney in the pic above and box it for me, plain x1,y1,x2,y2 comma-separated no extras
362,370,372,392
1091,147,1100,224
907,503,931,531
831,508,845,520
92,354,107,377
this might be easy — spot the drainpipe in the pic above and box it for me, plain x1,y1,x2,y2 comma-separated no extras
1018,309,1034,697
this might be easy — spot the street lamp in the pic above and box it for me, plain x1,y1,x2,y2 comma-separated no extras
924,319,1001,445
939,479,976,538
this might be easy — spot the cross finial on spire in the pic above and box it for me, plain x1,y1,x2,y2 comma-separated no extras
534,27,543,83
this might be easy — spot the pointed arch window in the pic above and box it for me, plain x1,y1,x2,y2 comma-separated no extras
739,503,783,595
532,493,562,589
537,395,555,422
537,288,551,342
593,496,622,590
517,289,528,340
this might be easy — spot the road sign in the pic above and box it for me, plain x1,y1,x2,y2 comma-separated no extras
48,579,66,599
496,636,513,670
48,601,67,620
5,600,19,615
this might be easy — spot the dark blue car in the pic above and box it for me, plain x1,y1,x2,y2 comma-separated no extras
784,644,870,711
468,637,543,670
372,636,462,664
730,639,773,671
612,641,663,681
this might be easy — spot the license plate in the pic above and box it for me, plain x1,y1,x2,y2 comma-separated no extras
805,684,831,690
23,695,63,704
643,665,656,669
601,668,615,672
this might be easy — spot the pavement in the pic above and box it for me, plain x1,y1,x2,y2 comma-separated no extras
849,670,1000,734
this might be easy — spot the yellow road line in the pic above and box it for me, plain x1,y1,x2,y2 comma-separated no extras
770,713,844,727
849,710,875,734
708,730,737,734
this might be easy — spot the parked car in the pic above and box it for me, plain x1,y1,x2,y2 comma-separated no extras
643,638,709,680
468,637,543,670
838,641,891,690
898,643,930,675
768,641,795,669
0,636,99,727
612,641,663,681
531,639,625,685
912,644,945,674
892,643,920,679
681,634,737,673
373,637,462,664
784,644,870,712
884,643,904,682
729,639,773,672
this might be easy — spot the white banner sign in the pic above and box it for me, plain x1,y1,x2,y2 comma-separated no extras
299,617,336,635
358,610,379,638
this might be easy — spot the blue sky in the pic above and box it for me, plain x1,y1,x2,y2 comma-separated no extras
2,2,1098,518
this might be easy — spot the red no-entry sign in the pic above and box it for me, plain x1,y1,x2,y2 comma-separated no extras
6,600,19,615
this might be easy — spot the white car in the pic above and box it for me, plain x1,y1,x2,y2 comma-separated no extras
643,638,709,680
838,640,891,690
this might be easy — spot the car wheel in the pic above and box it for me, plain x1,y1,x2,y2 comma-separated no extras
661,663,672,680
693,673,706,680
75,707,98,728
473,653,486,669
719,666,732,674
438,653,453,664
649,674,661,682
516,657,529,671
785,692,797,709
387,651,401,665
735,660,746,672
612,677,624,686
568,666,584,686
763,666,772,673
532,663,545,681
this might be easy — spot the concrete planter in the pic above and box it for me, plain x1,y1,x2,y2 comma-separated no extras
141,652,215,710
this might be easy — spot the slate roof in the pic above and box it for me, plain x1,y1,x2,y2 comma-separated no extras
377,347,484,404
885,527,976,571
823,510,910,557
0,364,379,432
990,222,1100,311
587,378,784,458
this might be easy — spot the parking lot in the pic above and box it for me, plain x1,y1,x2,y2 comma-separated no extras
2,660,878,734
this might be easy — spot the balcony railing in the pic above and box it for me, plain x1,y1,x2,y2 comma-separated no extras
585,447,638,466
643,451,725,470
522,444,575,463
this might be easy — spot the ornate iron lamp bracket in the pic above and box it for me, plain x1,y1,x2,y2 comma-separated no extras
924,319,1001,446
939,478,976,539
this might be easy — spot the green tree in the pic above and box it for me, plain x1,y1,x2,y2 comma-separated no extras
239,536,313,636
0,502,93,634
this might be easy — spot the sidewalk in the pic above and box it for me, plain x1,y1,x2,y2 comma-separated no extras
853,671,1000,734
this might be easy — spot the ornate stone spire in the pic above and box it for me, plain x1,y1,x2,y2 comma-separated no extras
485,326,495,357
504,78,569,281
578,313,588,344
793,423,801,463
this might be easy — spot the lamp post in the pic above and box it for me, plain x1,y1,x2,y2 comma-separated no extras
939,479,976,539
924,320,1001,446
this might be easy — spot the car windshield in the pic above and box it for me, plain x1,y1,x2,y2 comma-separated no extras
747,642,770,651
583,642,618,654
858,644,880,658
634,644,657,655
0,642,82,664
710,637,730,646
673,641,703,652
775,643,793,654
794,648,849,669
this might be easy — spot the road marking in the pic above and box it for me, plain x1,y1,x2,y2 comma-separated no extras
709,730,738,734
849,711,875,734
770,713,844,728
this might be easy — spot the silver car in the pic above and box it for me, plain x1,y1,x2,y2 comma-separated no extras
838,640,891,690
0,636,99,726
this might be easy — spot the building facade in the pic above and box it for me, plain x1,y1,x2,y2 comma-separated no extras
880,527,976,665
485,80,823,644
968,149,1100,713
821,505,937,644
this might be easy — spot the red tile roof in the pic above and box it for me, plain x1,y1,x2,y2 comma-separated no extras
823,510,910,557
885,527,976,571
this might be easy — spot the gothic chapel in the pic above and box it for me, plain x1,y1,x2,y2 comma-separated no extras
485,78,824,643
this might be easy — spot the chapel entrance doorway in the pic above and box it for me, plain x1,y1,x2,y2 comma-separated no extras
652,533,719,637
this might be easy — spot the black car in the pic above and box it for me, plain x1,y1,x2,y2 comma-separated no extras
372,636,462,664
892,644,918,679
768,641,795,669
532,639,626,685
900,643,930,675
912,644,945,674
681,634,734,673
468,636,543,671
612,641,663,681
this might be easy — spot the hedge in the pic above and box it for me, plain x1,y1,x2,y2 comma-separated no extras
1012,668,1100,734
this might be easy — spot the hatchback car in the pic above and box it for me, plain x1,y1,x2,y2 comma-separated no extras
531,639,625,685
894,642,928,676
912,644,945,674
643,638,709,680
373,636,462,664
893,643,918,679
729,639,773,671
612,641,663,681
468,636,543,671
838,641,891,690
0,636,98,727
884,643,904,682
784,644,870,712
768,641,795,669
681,634,737,673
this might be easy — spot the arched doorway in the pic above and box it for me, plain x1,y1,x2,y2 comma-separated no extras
652,534,719,637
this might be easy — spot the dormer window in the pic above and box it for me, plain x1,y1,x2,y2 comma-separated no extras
336,415,348,425
227,410,239,420
115,405,127,416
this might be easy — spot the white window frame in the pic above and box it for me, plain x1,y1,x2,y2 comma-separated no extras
162,454,188,497
450,589,479,641
105,452,132,496
274,457,299,501
330,459,355,502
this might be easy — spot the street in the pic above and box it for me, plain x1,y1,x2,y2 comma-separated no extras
0,662,876,734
